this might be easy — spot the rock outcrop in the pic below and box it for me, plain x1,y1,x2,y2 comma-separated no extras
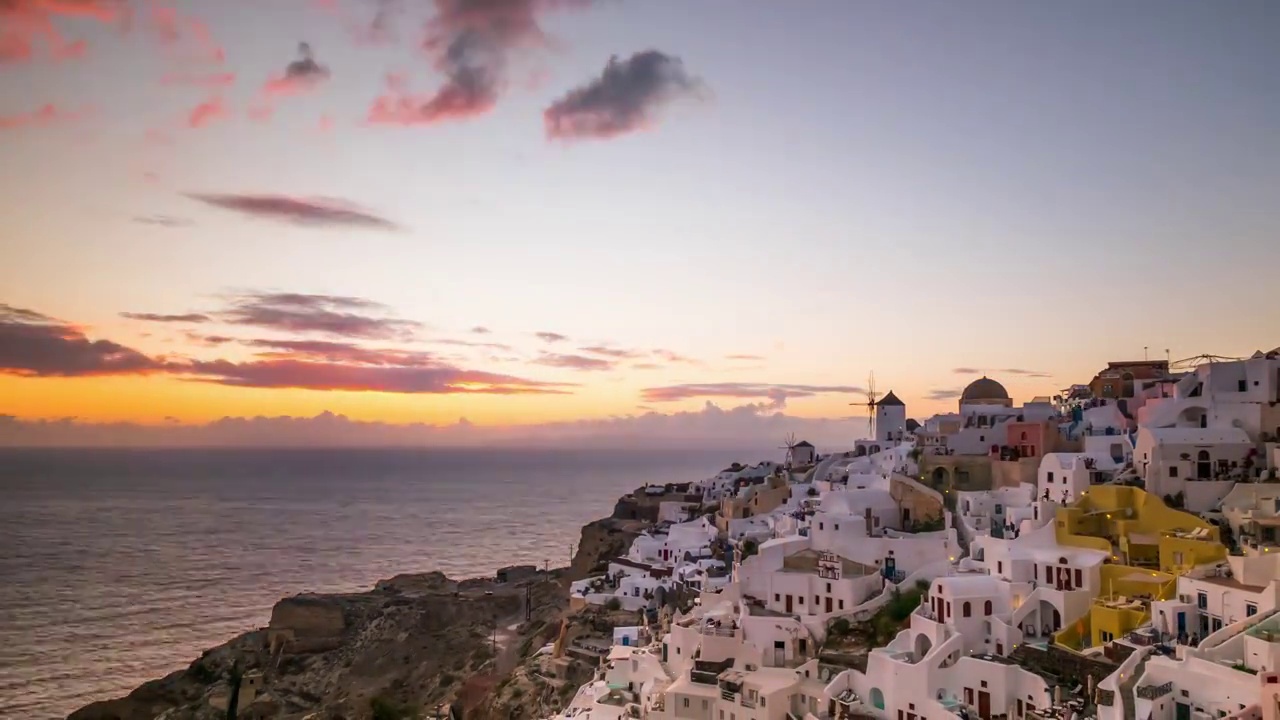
69,508,657,720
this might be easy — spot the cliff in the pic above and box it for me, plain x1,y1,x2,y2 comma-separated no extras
69,508,654,720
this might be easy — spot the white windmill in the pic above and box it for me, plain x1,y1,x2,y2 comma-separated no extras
849,371,879,440
780,433,801,468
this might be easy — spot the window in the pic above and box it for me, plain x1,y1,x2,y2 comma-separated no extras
1021,432,1028,441
1074,569,1083,587
819,522,824,530
1198,592,1208,609
998,561,1004,574
963,601,972,617
774,593,780,602
826,582,832,593
834,523,840,531
1047,472,1054,484
1248,603,1259,617
839,599,845,610
985,600,993,615
980,435,985,442
702,700,709,710
1169,466,1178,478
1239,380,1248,392
799,596,804,604
683,699,690,709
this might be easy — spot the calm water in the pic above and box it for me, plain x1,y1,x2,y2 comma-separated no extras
0,447,739,719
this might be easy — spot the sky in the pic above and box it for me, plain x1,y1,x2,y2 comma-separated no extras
1,0,1278,448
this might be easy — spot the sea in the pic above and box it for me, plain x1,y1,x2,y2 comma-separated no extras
0,447,746,719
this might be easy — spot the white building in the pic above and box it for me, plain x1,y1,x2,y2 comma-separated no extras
1134,426,1253,510
1036,452,1120,505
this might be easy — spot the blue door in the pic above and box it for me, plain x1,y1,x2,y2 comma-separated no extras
1176,612,1186,634
622,635,630,646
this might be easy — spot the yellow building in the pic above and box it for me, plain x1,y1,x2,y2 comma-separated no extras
1052,485,1225,648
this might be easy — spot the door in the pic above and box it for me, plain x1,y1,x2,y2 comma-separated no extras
785,594,793,613
978,691,991,720
773,640,786,666
825,597,833,613
1177,612,1186,634
1175,703,1191,720
884,556,896,579
964,688,974,705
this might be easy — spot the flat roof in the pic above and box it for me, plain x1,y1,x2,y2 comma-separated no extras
1195,575,1267,593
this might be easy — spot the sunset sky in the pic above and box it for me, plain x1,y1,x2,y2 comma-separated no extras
1,0,1278,446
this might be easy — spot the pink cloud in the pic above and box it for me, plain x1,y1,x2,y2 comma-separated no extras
186,95,228,128
0,103,86,130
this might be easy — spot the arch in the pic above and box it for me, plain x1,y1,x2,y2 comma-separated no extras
931,466,950,488
1021,431,1028,441
855,446,867,457
962,601,972,618
1197,450,1212,479
871,444,881,455
869,688,885,710
913,632,933,661
984,600,993,616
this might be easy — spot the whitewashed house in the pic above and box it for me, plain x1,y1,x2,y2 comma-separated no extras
1134,426,1253,510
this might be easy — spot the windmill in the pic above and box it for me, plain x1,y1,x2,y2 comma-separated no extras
780,433,799,468
849,372,879,440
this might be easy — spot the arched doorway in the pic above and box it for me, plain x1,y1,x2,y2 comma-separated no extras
869,688,885,710
913,633,933,662
1197,451,1211,479
932,466,950,489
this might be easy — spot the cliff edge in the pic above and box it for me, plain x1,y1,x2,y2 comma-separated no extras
68,508,654,720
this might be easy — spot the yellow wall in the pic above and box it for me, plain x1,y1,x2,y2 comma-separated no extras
1054,485,1223,572
1089,603,1148,647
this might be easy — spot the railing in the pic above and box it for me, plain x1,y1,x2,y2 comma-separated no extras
721,690,735,702
1095,689,1115,707
741,698,757,709
1137,682,1173,700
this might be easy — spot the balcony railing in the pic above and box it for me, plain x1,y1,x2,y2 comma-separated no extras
1137,682,1174,700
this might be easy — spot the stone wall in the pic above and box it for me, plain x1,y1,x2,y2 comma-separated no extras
269,596,345,637
1009,643,1117,688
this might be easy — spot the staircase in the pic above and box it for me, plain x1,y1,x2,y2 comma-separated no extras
1119,653,1151,720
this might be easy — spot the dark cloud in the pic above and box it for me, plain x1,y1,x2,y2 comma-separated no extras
219,292,422,340
535,331,568,343
0,303,161,377
533,353,615,371
545,50,703,140
367,0,548,124
120,312,210,323
186,193,400,230
183,358,568,395
952,367,1050,378
240,338,438,366
1002,368,1052,378
580,345,643,359
263,41,331,95
470,326,491,334
642,382,862,408
925,388,963,401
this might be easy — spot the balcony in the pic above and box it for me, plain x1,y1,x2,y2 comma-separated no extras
1136,682,1173,700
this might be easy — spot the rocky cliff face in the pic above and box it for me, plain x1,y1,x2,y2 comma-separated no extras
69,510,654,720
568,517,649,580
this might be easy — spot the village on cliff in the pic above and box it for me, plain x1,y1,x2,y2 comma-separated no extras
544,352,1280,720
